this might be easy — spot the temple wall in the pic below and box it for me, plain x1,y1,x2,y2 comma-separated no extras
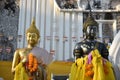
18,0,120,61
18,0,83,60
0,0,19,49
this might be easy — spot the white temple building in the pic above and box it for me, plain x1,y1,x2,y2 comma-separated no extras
18,0,120,61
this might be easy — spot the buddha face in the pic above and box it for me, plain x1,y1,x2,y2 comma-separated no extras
86,26,97,39
27,32,39,46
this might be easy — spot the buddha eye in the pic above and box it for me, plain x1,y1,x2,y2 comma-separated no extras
29,35,32,37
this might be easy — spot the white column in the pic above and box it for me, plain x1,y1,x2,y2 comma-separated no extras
77,13,83,41
99,22,103,42
26,0,32,29
37,0,43,46
57,12,64,60
51,2,56,57
49,0,54,57
54,8,60,60
31,0,36,19
43,0,47,49
44,0,53,52
77,0,80,8
17,0,22,48
62,12,66,60
64,12,70,60
71,13,79,58
36,0,40,29
40,0,45,48
69,12,72,58
18,0,27,48
24,0,32,46
113,20,117,38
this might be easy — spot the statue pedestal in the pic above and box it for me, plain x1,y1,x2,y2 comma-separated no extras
47,60,73,80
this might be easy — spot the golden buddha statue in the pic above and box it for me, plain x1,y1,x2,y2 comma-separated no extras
12,19,53,80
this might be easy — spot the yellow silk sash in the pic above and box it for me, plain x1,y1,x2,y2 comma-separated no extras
14,62,29,80
69,49,115,80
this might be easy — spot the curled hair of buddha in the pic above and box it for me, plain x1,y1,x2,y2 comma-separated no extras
83,15,98,33
26,19,40,38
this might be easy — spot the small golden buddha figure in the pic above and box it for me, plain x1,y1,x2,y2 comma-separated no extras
12,19,53,80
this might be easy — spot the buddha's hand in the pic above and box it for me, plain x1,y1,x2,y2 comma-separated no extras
11,68,16,74
21,56,27,63
21,49,29,63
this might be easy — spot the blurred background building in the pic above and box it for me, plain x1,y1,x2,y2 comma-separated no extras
0,0,120,80
0,0,120,61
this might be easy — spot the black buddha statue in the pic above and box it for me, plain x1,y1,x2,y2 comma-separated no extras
70,3,115,79
73,13,108,60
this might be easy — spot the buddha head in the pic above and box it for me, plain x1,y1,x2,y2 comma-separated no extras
83,15,98,39
26,19,40,46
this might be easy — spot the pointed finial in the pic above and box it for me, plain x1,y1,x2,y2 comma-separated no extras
83,0,98,33
87,0,92,17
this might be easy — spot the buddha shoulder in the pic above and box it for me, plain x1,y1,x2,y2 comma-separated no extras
14,48,28,54
74,41,85,49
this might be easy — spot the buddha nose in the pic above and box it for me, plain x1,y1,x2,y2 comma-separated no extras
29,36,33,40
